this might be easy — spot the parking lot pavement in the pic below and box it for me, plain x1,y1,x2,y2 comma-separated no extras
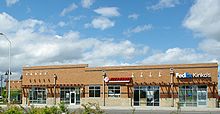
103,109,220,114
100,106,220,114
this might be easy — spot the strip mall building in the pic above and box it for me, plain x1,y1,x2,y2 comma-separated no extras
13,63,219,107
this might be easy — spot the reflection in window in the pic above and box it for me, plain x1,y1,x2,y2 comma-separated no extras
134,86,160,106
108,85,120,97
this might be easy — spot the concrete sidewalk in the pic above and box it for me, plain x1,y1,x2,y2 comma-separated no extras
99,106,220,112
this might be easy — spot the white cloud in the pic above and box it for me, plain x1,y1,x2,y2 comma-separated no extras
60,3,78,16
0,12,44,33
123,24,152,36
57,21,66,27
0,12,18,32
199,39,220,56
94,7,120,17
183,0,220,64
85,17,115,30
26,7,31,14
84,40,149,60
183,0,220,41
72,15,86,21
81,0,95,8
6,0,19,6
0,12,148,73
147,0,180,10
141,48,215,64
128,13,139,20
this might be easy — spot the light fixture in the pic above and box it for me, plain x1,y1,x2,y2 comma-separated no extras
159,72,162,77
149,72,152,77
140,72,143,77
131,72,134,77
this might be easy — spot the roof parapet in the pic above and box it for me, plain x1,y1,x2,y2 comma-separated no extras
23,64,89,70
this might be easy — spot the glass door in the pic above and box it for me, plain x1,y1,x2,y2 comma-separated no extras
179,85,197,107
197,86,207,107
133,86,160,106
70,91,76,105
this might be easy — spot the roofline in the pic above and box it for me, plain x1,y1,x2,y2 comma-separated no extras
22,63,218,71
85,62,218,71
23,64,88,70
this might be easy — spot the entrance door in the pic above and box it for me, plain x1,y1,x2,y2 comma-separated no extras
197,90,207,107
70,92,76,105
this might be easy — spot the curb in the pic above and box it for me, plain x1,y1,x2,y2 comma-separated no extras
100,106,220,112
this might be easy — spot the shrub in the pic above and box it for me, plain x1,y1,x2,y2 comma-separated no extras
28,106,44,114
4,106,23,114
26,105,61,114
0,106,4,114
81,102,104,114
40,106,61,114
50,106,61,114
59,102,69,113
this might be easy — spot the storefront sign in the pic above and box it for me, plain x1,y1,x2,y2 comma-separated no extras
108,77,132,83
176,72,211,78
104,77,109,82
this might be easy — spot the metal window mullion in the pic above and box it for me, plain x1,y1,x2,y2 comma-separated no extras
93,88,95,97
139,86,140,105
185,86,186,107
153,87,154,106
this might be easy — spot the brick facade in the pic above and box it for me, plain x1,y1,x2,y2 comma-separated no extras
10,63,218,107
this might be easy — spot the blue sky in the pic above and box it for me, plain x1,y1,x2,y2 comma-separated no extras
0,0,220,84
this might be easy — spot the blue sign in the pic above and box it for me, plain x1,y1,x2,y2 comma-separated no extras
184,72,192,78
176,72,192,78
176,72,211,78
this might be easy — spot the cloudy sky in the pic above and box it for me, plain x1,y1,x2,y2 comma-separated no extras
0,0,220,81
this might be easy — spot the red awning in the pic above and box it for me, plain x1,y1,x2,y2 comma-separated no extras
108,77,132,83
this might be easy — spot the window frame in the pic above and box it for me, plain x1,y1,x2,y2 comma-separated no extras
108,85,121,98
89,85,100,98
133,86,160,106
60,87,80,104
29,87,47,104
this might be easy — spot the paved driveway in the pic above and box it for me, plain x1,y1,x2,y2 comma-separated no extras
103,109,220,114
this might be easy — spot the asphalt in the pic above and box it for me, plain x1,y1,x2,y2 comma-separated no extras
69,106,220,114
99,106,220,112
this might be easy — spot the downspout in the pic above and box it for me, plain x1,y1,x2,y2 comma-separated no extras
53,74,57,105
102,71,106,106
170,68,174,107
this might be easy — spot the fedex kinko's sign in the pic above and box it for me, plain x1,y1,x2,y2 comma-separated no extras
176,72,211,78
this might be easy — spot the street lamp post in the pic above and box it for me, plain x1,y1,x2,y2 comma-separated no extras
0,33,11,104
0,74,3,97
170,68,174,107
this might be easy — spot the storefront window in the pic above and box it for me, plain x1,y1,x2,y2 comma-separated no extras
60,87,80,104
179,85,207,107
108,85,120,97
179,85,197,107
134,86,160,106
29,87,46,104
89,85,100,97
